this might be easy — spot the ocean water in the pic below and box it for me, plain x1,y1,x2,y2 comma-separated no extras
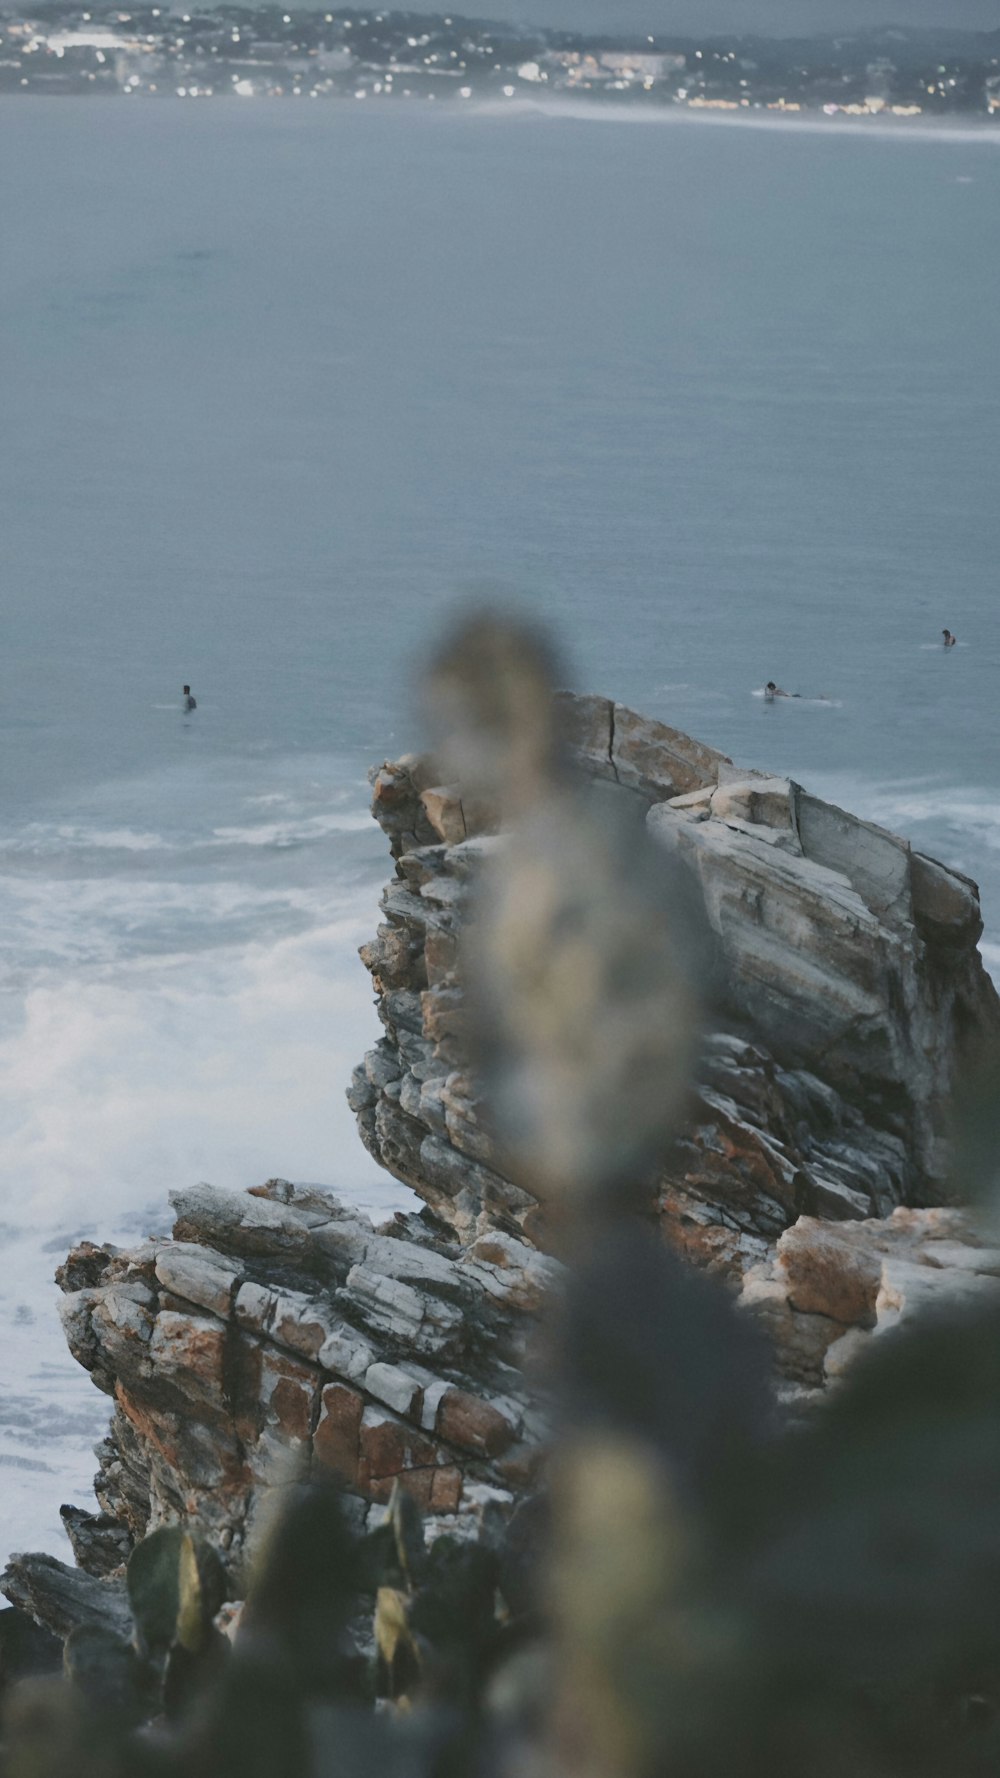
2,99,999,1565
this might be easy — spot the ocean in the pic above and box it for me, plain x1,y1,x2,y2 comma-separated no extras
2,98,998,1563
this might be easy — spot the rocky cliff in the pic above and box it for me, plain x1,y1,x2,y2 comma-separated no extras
351,693,999,1278
5,694,999,1639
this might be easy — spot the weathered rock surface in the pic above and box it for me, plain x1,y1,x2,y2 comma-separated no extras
353,693,999,1275
6,694,999,1644
0,1554,131,1642
739,1206,1000,1387
20,1180,552,1615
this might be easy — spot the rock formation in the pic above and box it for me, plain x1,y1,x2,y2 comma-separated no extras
5,693,999,1642
51,1181,551,1563
352,693,998,1279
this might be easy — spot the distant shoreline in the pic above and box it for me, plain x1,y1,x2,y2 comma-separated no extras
468,96,1000,142
4,92,999,144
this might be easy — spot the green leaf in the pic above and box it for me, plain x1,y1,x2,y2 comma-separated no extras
126,1525,226,1664
127,1525,186,1659
388,1479,426,1588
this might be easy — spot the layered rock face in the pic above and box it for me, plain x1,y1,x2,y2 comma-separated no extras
5,695,999,1639
45,1179,553,1592
743,1205,1000,1388
351,692,999,1281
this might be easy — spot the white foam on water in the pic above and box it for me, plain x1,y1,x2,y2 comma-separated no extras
0,810,373,861
0,748,419,1563
795,769,1000,967
0,823,172,857
0,875,334,979
210,809,374,847
852,791,1000,853
0,913,388,1226
0,901,416,1562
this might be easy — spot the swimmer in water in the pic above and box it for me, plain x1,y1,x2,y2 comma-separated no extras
942,629,957,649
182,684,197,712
765,681,798,701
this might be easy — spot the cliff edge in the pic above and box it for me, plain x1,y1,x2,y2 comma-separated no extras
351,692,999,1275
5,694,999,1639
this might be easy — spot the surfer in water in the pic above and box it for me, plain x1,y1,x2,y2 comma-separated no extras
764,681,833,704
942,629,957,649
182,684,197,712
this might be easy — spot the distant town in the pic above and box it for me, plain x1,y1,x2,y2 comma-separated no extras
2,5,999,118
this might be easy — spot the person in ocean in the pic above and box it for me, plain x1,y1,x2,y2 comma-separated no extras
182,684,197,712
942,629,957,648
765,681,799,701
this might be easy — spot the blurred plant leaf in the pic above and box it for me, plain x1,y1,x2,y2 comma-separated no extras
388,1480,426,1590
376,1586,421,1704
126,1525,225,1673
556,1223,773,1508
126,1525,186,1661
239,1481,367,1703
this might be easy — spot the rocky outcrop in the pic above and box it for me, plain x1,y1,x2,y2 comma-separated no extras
35,1179,552,1604
5,694,999,1645
351,693,999,1279
740,1205,1000,1389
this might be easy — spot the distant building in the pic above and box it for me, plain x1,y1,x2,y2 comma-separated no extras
598,51,684,79
864,56,895,102
45,28,131,49
314,47,353,72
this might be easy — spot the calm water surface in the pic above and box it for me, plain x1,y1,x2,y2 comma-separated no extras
2,100,998,1558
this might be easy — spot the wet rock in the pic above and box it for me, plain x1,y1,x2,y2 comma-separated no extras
0,1555,131,1643
58,1507,131,1579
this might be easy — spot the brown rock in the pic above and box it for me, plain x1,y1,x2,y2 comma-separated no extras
776,1219,883,1327
420,786,468,846
114,1384,182,1474
738,1274,845,1386
496,1443,546,1492
313,1383,364,1487
357,1408,442,1504
424,926,460,987
436,1388,516,1458
429,1466,464,1512
260,1351,318,1444
147,1311,228,1406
